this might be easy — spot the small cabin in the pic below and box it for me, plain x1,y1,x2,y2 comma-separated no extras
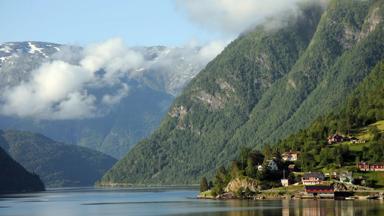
327,134,345,144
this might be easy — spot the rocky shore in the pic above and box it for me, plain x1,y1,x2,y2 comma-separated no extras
198,177,384,200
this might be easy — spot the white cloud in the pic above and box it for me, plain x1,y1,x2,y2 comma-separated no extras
0,38,226,120
197,40,227,63
53,92,97,120
81,38,144,81
0,38,142,120
175,0,327,35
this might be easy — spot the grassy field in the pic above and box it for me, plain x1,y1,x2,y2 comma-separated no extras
356,120,384,140
332,141,368,151
331,120,384,151
264,185,304,193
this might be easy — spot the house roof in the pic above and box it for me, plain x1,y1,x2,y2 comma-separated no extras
358,162,384,166
303,172,325,179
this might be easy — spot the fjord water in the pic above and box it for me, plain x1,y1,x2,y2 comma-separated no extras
1,188,384,216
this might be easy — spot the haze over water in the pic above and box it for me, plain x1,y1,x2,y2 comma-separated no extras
1,188,384,216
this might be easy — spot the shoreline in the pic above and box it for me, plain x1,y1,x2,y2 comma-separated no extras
198,189,384,201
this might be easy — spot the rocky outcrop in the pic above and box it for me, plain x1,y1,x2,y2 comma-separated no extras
193,91,226,110
360,6,382,40
332,182,372,192
169,105,189,129
225,177,260,193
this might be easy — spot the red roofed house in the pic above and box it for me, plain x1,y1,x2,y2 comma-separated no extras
358,162,384,172
305,185,334,198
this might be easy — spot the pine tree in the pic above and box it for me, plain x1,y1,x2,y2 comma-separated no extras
200,177,209,192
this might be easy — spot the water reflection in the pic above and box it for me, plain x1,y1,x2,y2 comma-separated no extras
1,189,384,216
179,199,384,216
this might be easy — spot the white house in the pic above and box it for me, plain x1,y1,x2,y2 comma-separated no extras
267,160,279,171
301,172,325,185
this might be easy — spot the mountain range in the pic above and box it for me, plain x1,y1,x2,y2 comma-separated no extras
100,0,384,185
0,41,206,158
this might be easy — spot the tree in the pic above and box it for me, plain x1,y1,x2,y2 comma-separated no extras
263,145,273,160
245,157,257,178
240,147,251,170
369,126,381,141
365,179,377,188
300,152,316,171
248,150,265,165
216,166,230,185
208,181,214,189
288,172,296,184
212,166,229,195
200,177,209,192
230,160,242,178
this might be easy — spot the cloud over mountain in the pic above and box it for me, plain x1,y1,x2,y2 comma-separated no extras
0,38,138,119
0,39,226,120
175,0,328,34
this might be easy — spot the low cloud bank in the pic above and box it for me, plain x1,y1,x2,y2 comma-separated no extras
0,38,226,120
175,0,328,35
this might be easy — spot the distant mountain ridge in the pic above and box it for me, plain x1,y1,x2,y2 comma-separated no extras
0,41,206,158
0,130,117,187
100,0,384,185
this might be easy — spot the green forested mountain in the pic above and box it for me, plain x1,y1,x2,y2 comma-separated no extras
0,130,117,187
277,60,384,169
100,0,384,185
0,146,44,194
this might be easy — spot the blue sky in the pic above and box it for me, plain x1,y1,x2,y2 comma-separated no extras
0,0,220,46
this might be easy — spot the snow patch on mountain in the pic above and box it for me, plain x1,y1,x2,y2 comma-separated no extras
28,42,48,58
0,46,12,53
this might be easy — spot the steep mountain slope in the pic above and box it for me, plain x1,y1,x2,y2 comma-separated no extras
277,60,384,170
229,0,384,148
0,130,117,187
0,42,204,158
101,0,384,185
100,3,325,185
0,145,44,194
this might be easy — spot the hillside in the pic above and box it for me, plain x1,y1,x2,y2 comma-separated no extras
0,130,117,187
274,61,384,187
278,60,384,167
0,42,203,158
100,0,384,185
100,2,323,185
0,146,45,194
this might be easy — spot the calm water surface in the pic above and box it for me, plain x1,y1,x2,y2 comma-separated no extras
1,188,384,216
